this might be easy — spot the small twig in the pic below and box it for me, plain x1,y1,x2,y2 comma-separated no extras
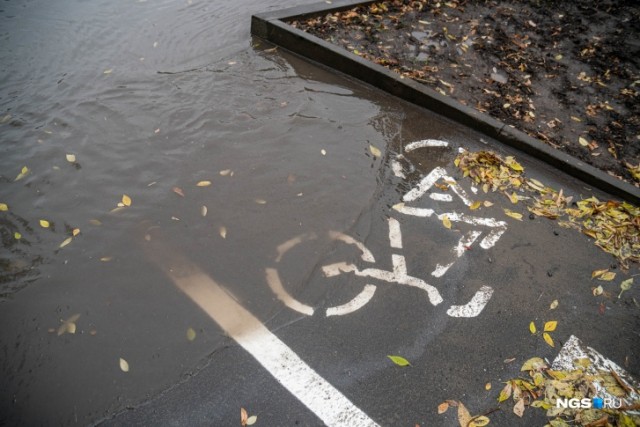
611,370,635,395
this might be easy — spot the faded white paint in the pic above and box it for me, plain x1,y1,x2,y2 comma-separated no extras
431,230,482,277
329,231,376,263
388,218,403,249
266,268,315,316
405,139,449,151
446,285,494,317
429,193,453,202
276,233,317,262
402,167,472,206
326,285,377,317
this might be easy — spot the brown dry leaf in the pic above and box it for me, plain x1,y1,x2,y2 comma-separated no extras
122,194,132,207
513,398,525,417
442,215,452,229
241,408,248,426
437,401,449,414
457,402,472,427
172,187,185,197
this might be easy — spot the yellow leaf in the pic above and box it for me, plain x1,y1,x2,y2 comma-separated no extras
543,332,554,347
241,408,248,426
40,219,50,228
100,256,112,262
483,201,493,207
544,321,557,332
437,401,449,414
549,299,558,310
591,269,608,279
103,68,113,74
0,203,7,211
498,382,512,402
387,355,411,366
14,232,22,240
485,382,491,390
470,415,490,427
593,285,603,296
369,145,382,157
72,228,80,236
122,194,132,207
598,272,616,281
196,180,212,187
457,402,472,427
509,192,519,204
442,215,452,229
59,237,73,248
119,357,130,372
15,166,30,181
392,202,405,211
579,137,589,147
521,357,545,371
186,327,196,341
529,321,536,334
504,209,523,221
469,201,481,210
66,154,76,163
246,415,257,426
219,226,227,239
482,183,489,193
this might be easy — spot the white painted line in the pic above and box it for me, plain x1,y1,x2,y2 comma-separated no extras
276,233,317,262
392,254,407,276
393,205,435,218
431,230,482,277
402,167,472,206
266,268,315,316
553,335,640,410
321,262,443,306
147,243,379,427
326,285,377,317
446,285,494,317
405,139,449,151
388,218,403,249
430,193,453,202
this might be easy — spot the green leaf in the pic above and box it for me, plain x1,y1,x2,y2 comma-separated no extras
619,278,633,298
387,355,411,367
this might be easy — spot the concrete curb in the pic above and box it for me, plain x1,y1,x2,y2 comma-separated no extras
251,1,640,204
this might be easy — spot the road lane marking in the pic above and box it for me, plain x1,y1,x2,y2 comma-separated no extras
146,241,379,427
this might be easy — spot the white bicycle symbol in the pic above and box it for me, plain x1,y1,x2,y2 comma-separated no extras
266,139,507,319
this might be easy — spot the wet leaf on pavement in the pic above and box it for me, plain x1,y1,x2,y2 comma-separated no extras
255,199,267,205
618,278,633,298
119,358,129,372
593,285,603,296
591,269,609,279
122,194,132,207
498,382,513,402
437,401,449,414
457,402,472,427
0,203,7,211
597,271,616,281
57,313,80,336
40,219,50,228
14,232,22,240
246,415,257,426
219,226,227,239
504,209,523,221
469,201,481,210
387,355,411,366
241,408,248,426
15,166,30,181
513,398,525,417
369,144,382,157
544,321,557,332
529,321,536,334
172,187,185,197
543,332,554,347
186,327,196,341
219,169,232,176
442,215,452,229
196,180,211,187
471,415,490,426
550,299,558,310
201,205,207,217
59,237,73,248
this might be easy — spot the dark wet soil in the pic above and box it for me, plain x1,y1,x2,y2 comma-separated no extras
291,0,640,187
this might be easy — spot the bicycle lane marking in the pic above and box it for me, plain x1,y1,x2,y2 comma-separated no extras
144,239,379,427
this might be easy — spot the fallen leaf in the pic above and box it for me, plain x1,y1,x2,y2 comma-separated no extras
579,137,589,147
457,402,472,427
470,415,490,427
119,357,130,372
0,203,7,211
483,201,493,207
246,415,257,426
100,256,113,262
201,205,207,217
619,278,633,298
544,321,557,332
387,355,411,366
321,149,326,156
122,194,132,207
57,313,80,336
103,69,113,74
513,398,525,417
369,145,382,157
593,285,603,296
469,201,481,210
255,199,267,205
498,382,513,402
172,187,185,197
437,401,449,414
196,180,211,187
59,237,73,248
219,169,232,176
521,357,545,371
14,232,22,240
598,271,616,281
241,408,248,426
504,209,523,221
72,228,80,236
442,215,452,229
89,219,102,226
550,299,558,310
509,192,519,204
219,226,227,239
15,166,30,181
39,219,50,228
529,321,536,334
66,154,76,163
543,332,555,347
186,327,196,341
485,382,491,390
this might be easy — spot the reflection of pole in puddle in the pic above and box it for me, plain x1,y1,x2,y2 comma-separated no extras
143,233,379,427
